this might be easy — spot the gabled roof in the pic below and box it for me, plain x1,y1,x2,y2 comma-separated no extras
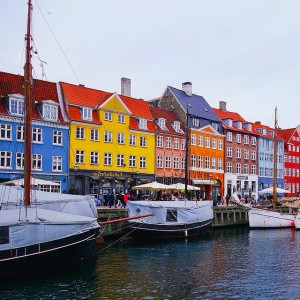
129,117,155,133
251,122,274,139
168,86,221,123
60,82,112,107
149,106,185,135
278,128,297,143
0,71,64,123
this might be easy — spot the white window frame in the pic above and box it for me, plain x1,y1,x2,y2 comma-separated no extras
166,137,171,148
129,135,136,146
117,133,125,144
117,114,125,123
43,104,58,121
140,156,146,168
104,153,112,166
0,151,12,168
9,97,24,116
117,154,124,167
16,152,24,169
53,130,63,145
32,128,43,143
76,127,85,139
0,124,12,140
75,150,84,164
90,129,99,141
104,112,112,121
90,152,99,165
52,156,62,171
129,155,136,167
32,154,42,170
104,131,112,143
16,125,24,141
174,138,179,149
140,136,146,147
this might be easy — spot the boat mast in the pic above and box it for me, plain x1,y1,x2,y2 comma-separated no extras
273,107,278,209
184,104,190,199
23,0,33,206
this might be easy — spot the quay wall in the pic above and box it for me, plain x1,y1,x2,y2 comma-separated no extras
97,205,249,237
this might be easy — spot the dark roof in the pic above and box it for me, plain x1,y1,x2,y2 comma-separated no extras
168,86,221,123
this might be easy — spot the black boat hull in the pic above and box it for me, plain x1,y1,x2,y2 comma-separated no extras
127,219,213,239
0,227,99,279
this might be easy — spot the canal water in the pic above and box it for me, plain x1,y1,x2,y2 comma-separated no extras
1,227,300,300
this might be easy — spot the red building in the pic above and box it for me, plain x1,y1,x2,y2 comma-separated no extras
278,127,300,196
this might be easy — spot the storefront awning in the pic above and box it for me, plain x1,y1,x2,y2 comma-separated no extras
192,179,216,185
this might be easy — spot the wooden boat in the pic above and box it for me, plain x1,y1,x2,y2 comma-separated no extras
0,0,99,278
248,108,296,228
126,200,213,239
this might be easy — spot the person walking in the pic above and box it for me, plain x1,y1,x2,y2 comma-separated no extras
123,193,129,208
226,194,230,206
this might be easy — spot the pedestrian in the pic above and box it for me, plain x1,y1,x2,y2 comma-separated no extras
123,193,129,208
217,194,221,205
226,194,230,206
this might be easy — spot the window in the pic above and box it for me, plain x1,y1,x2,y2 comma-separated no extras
198,136,203,147
218,158,223,170
129,155,136,167
212,157,216,169
227,162,232,173
76,127,85,139
140,157,146,168
117,154,124,167
212,123,219,131
118,114,125,123
227,147,232,158
32,154,42,170
139,118,147,129
157,136,163,147
244,164,249,174
140,136,146,147
32,128,42,143
191,134,196,145
165,157,171,168
251,151,256,161
16,125,24,141
166,209,177,222
9,97,24,116
16,152,24,169
0,124,12,140
244,149,249,160
244,135,249,145
76,150,84,164
157,118,168,130
90,129,99,141
212,138,216,149
205,156,210,169
117,133,125,144
90,152,99,165
43,104,58,121
173,157,179,169
157,156,163,168
166,137,171,148
82,107,92,120
52,156,62,171
181,139,186,150
218,139,223,150
192,118,200,127
181,158,185,169
104,112,112,121
236,148,241,159
104,131,112,143
53,130,63,145
174,138,179,149
173,121,182,132
129,135,136,146
236,163,241,174
236,134,241,143
198,155,203,168
251,136,256,146
205,137,210,148
0,151,12,168
104,153,112,165
191,154,196,167
227,132,232,142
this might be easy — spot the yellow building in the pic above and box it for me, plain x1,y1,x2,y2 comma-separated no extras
60,82,155,196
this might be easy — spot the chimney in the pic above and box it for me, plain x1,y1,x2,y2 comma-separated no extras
255,121,261,125
182,82,192,96
121,77,131,97
219,101,227,111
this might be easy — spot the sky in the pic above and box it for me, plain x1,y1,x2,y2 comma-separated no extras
1,0,300,129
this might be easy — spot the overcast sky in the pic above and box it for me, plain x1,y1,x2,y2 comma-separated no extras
1,0,300,129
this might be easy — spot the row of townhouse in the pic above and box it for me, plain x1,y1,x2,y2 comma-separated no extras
1,71,300,199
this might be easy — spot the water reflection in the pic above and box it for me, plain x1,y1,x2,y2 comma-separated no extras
1,228,300,300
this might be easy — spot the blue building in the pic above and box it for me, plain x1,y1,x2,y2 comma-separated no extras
0,71,69,193
254,121,284,194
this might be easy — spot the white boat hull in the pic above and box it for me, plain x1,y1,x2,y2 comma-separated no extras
249,208,295,228
293,214,300,230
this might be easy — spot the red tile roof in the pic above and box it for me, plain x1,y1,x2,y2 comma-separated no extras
68,106,101,125
213,108,246,122
278,128,296,143
0,71,65,122
150,106,185,135
251,122,274,138
129,117,155,133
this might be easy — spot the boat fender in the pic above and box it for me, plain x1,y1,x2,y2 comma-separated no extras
96,236,105,244
291,221,295,227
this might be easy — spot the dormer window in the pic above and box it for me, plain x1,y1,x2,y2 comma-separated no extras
212,123,219,131
82,107,92,121
139,118,147,130
173,121,183,133
224,119,232,127
192,118,200,127
233,121,242,129
43,104,58,122
262,128,267,135
9,97,24,116
157,118,168,130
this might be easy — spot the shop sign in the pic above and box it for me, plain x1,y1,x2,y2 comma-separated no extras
92,171,123,178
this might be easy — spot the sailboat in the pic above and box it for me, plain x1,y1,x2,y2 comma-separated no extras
248,108,296,228
0,0,99,278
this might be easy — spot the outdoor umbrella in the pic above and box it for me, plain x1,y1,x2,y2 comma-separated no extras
2,177,60,186
166,182,200,191
132,181,170,191
258,187,290,194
